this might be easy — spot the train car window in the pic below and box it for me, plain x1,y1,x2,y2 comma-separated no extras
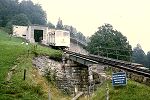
22,35,26,36
56,31,63,37
63,32,68,36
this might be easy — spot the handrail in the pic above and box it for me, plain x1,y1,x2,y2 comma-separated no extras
65,50,150,77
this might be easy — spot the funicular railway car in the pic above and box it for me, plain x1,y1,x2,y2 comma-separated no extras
13,25,70,49
47,29,70,49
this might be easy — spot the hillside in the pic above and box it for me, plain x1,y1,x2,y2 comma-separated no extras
0,28,70,100
92,80,150,100
79,71,150,100
1,28,150,100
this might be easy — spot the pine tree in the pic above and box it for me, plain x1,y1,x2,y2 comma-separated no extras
56,18,63,30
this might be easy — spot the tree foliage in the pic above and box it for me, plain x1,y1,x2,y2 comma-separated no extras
146,51,150,68
6,13,31,26
132,44,147,67
56,18,63,30
0,0,47,27
63,25,87,43
76,32,86,42
131,44,150,68
47,22,55,29
64,25,76,37
20,0,47,25
0,0,19,26
132,44,146,64
87,23,132,61
6,13,31,33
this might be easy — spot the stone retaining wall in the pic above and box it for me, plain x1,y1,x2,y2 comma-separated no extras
112,67,150,86
32,56,90,95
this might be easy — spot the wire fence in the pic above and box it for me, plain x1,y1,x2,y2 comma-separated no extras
96,47,132,62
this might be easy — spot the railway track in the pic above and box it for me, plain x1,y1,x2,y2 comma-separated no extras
65,50,150,77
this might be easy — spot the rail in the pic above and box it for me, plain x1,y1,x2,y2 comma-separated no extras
65,50,150,77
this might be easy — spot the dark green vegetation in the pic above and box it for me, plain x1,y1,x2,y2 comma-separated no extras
147,52,150,68
47,22,55,29
92,80,150,100
87,24,132,61
132,44,150,68
87,24,150,68
56,18,64,30
79,68,150,100
0,0,87,43
0,0,46,32
0,29,69,100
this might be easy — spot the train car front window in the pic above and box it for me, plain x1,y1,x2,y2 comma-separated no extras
63,32,68,37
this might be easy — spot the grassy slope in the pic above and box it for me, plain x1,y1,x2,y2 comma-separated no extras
92,80,150,100
0,29,70,100
79,70,150,100
0,29,27,82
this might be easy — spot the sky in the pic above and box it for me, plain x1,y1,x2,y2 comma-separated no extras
29,0,150,53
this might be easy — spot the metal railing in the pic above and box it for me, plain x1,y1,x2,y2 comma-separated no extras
70,36,87,46
96,47,132,62
65,50,150,77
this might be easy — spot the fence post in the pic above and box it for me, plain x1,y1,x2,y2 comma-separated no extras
106,83,109,100
23,69,26,80
48,89,51,100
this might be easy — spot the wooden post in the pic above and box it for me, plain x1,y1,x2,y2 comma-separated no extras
106,83,109,100
87,84,90,100
23,69,26,80
48,89,51,100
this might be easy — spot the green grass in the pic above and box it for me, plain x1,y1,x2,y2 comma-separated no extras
0,28,69,100
92,79,150,100
79,68,150,100
0,30,27,82
32,44,62,61
0,29,62,82
0,56,47,100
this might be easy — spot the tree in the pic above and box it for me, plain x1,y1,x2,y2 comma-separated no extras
146,51,150,68
64,25,76,37
0,0,19,26
0,0,47,27
47,22,55,29
19,0,47,25
132,44,147,66
76,32,86,42
56,18,63,30
87,23,132,61
86,36,90,43
6,13,31,33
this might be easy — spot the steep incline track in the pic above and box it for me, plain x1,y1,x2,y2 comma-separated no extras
65,50,150,77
